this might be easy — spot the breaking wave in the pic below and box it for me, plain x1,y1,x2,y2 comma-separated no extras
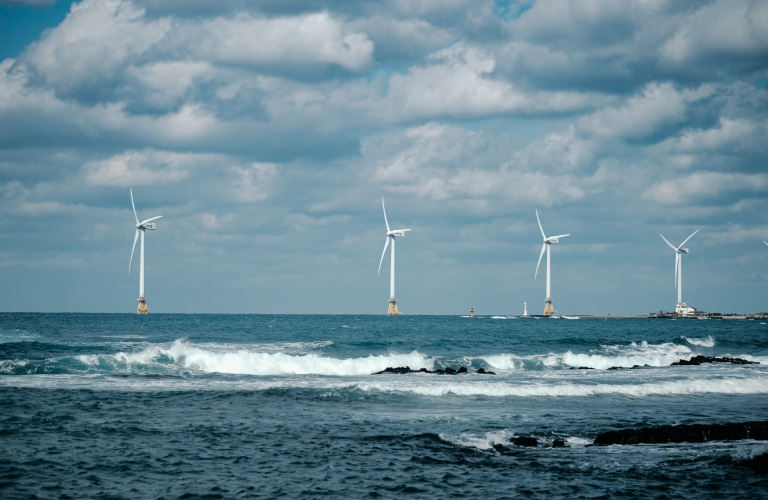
683,336,716,347
72,339,432,376
480,340,756,370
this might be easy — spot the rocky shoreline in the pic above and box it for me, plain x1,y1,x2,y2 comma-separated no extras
492,420,768,472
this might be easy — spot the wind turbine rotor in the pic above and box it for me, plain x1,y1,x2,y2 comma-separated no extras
378,237,390,275
140,215,163,227
388,228,412,237
659,234,677,252
678,230,699,250
129,229,139,273
534,243,546,279
381,197,391,233
130,188,139,224
547,233,570,244
535,209,546,240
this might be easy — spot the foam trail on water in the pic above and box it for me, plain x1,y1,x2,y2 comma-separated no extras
356,376,768,397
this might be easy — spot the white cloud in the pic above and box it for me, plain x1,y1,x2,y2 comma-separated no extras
578,82,686,140
660,0,768,64
127,61,214,109
642,172,768,205
22,0,170,94
82,149,220,187
512,125,594,172
657,118,757,154
230,163,278,203
182,11,374,72
384,43,604,120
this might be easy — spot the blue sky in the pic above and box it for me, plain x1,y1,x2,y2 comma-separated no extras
1,0,767,315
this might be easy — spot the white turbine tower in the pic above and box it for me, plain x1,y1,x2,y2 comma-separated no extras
129,189,162,315
534,209,570,316
378,197,411,316
659,230,699,316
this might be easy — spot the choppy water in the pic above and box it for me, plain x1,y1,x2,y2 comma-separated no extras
2,313,768,498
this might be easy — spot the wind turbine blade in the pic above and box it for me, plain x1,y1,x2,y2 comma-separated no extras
381,197,391,233
535,209,546,239
378,237,390,276
659,234,676,251
129,229,139,273
550,234,570,240
141,215,163,224
130,189,139,224
764,240,768,247
534,243,546,279
678,229,699,249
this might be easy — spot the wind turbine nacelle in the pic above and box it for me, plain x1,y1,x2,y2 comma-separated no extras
389,231,406,237
144,223,157,230
549,238,559,244
680,248,689,254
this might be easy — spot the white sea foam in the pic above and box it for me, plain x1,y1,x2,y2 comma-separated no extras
483,341,696,371
80,339,432,376
490,316,507,320
440,429,515,450
0,329,40,343
683,336,715,347
355,376,768,397
440,430,591,450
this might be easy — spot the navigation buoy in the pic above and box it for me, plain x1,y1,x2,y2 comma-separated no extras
470,307,474,318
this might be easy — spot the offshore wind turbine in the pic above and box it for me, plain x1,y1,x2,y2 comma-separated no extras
128,189,162,315
659,230,699,316
534,209,570,316
377,197,411,316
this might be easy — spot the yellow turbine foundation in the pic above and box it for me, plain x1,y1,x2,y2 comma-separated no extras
388,299,398,316
137,298,149,315
543,299,554,316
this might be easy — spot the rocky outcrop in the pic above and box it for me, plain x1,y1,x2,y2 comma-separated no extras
593,421,768,446
373,366,495,375
671,355,758,366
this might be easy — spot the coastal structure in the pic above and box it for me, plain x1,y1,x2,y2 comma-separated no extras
659,230,699,316
377,197,411,316
128,189,162,315
534,209,570,316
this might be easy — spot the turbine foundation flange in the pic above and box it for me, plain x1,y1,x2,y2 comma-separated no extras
543,298,554,316
388,298,398,316
137,298,149,315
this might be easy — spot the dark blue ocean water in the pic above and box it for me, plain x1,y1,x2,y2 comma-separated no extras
2,313,768,499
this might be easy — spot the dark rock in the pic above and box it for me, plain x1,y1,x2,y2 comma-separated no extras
552,440,566,448
476,368,496,375
593,421,768,446
570,366,594,370
493,443,511,453
373,366,414,374
733,452,768,473
373,366,492,375
671,355,758,366
511,436,538,447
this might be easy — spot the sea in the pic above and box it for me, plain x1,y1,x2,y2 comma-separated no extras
1,313,768,499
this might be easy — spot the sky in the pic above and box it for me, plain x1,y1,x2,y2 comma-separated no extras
0,0,767,315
